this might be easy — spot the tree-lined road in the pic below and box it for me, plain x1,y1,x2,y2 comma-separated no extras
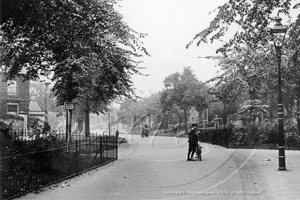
19,134,300,200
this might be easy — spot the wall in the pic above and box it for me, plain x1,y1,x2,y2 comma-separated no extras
0,73,30,116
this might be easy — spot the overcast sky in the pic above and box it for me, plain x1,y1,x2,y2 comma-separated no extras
116,0,229,97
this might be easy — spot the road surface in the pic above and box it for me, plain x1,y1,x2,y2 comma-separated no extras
18,134,300,200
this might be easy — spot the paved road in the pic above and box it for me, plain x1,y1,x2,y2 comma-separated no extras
18,134,300,200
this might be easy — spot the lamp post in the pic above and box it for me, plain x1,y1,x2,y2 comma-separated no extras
270,17,288,170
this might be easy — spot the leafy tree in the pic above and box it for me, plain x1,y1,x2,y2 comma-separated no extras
203,42,300,128
30,82,57,113
1,0,149,134
285,39,300,130
119,92,162,130
161,67,208,133
187,0,299,55
205,45,271,123
186,0,300,130
236,99,268,126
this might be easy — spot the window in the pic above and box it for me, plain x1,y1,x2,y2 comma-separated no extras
7,80,17,96
7,103,18,115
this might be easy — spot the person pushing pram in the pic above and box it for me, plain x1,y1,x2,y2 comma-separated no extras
141,124,149,138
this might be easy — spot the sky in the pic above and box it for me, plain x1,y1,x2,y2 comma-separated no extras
116,0,230,97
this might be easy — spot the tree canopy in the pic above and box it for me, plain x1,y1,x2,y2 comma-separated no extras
0,0,148,108
187,0,300,129
161,67,208,132
187,0,300,55
161,67,207,111
119,92,162,127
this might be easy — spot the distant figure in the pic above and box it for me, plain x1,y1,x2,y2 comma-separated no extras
145,125,149,137
115,130,119,138
141,125,149,138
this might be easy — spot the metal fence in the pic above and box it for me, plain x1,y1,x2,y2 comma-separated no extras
199,128,230,147
152,128,177,135
129,127,177,136
0,130,118,200
199,128,300,150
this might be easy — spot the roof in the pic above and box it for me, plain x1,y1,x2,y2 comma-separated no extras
29,101,43,112
28,101,45,119
29,101,45,117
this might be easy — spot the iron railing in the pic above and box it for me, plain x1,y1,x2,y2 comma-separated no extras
0,131,118,200
199,128,230,148
199,128,300,150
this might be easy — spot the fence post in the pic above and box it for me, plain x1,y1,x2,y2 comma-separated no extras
218,131,224,145
105,135,108,159
100,136,103,163
35,153,38,191
75,140,79,174
86,134,88,155
226,129,229,148
116,135,118,160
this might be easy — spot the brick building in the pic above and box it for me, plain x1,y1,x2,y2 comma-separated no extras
0,72,30,116
0,71,31,131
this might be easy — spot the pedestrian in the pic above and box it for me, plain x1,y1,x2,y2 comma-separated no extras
115,130,119,138
144,125,149,137
187,123,198,161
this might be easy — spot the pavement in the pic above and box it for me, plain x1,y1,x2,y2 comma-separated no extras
16,133,300,200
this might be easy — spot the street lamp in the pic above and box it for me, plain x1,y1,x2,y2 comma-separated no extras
270,17,288,170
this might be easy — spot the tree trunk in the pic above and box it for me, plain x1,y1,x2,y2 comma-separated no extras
184,109,188,134
84,98,90,137
84,109,90,137
175,111,182,127
223,102,226,127
297,90,300,132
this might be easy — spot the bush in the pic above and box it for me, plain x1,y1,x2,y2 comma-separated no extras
285,129,300,148
1,120,67,174
229,123,300,149
230,124,279,147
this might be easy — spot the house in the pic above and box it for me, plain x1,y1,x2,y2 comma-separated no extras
189,106,199,124
27,101,45,132
0,71,45,134
28,101,45,122
0,71,30,132
0,72,30,115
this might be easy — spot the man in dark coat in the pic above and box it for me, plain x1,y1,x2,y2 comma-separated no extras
187,123,198,161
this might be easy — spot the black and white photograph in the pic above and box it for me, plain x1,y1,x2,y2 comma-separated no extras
0,0,300,199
